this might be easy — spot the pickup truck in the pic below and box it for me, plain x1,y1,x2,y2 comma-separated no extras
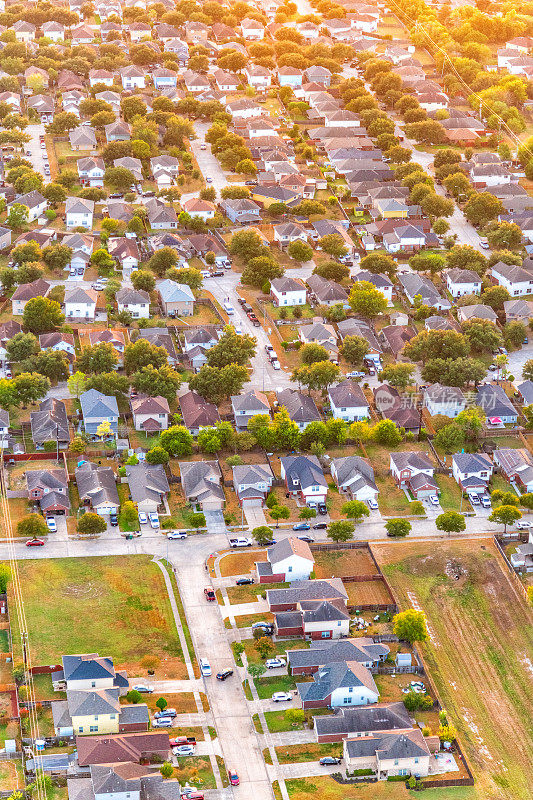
204,586,216,601
229,537,253,548
170,736,196,747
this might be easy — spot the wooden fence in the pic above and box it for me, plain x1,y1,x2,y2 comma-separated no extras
493,536,530,604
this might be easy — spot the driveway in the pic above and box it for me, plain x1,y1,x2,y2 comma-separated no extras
25,123,50,185
505,343,533,383
244,506,267,529
204,510,227,535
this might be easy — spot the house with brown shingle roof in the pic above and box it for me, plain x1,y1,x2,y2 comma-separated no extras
76,732,170,766
256,536,314,583
12,279,50,315
130,395,170,432
179,390,220,436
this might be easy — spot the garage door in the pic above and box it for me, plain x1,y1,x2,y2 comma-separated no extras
242,497,262,508
202,501,223,511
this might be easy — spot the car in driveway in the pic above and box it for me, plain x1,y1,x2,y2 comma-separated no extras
26,538,45,547
138,511,148,525
236,577,254,585
317,502,327,515
480,496,491,508
180,792,203,800
155,709,176,719
149,512,159,528
152,717,172,727
46,516,57,532
228,770,239,786
468,493,480,506
293,522,311,531
272,359,281,370
216,669,233,681
251,622,274,635
229,537,253,547
429,495,439,507
173,745,195,756
367,498,378,511
167,531,187,539
266,658,286,669
298,534,315,542
272,692,292,702
110,513,118,526
312,522,327,530
319,757,341,766
516,520,532,529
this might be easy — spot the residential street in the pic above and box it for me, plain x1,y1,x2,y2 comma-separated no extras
24,123,50,185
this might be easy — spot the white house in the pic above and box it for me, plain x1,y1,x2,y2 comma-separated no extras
65,197,94,229
281,454,328,507
9,190,47,222
344,729,437,780
331,456,378,504
64,288,97,322
181,198,216,221
451,452,493,489
120,65,146,89
77,157,105,188
131,395,170,432
491,261,533,297
116,288,150,319
271,276,307,307
58,654,125,692
423,384,467,418
328,380,369,422
445,268,482,298
298,660,379,709
0,409,9,444
259,537,315,582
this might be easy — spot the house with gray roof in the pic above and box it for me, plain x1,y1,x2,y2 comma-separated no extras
344,728,439,779
30,398,69,449
280,454,328,507
69,125,97,151
451,452,493,490
389,451,438,499
493,448,533,492
314,702,412,743
116,288,150,319
457,303,498,323
423,383,467,418
476,384,518,424
157,279,195,317
330,456,378,504
328,379,369,422
277,388,321,430
65,197,94,229
270,276,307,307
26,468,69,515
232,463,274,508
68,762,181,800
267,578,347,612
297,660,379,709
130,395,169,432
80,389,119,438
125,464,169,514
256,536,314,584
178,460,224,511
54,653,129,693
11,278,50,315
75,461,120,515
231,390,270,429
306,274,348,307
137,328,177,364
288,637,389,676
53,687,149,737
517,380,533,405
398,273,451,311
64,287,97,321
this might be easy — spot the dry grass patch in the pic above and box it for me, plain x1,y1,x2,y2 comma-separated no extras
218,549,267,577
275,743,342,764
313,549,378,579
345,579,395,608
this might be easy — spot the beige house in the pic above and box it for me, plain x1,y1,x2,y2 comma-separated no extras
157,278,195,317
344,729,440,780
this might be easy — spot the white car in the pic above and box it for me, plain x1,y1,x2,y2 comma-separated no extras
516,520,532,529
272,360,281,370
265,658,286,670
272,692,292,702
149,512,160,529
167,531,187,539
223,301,234,315
200,270,211,278
367,498,378,511
480,496,491,508
229,537,253,548
152,717,172,727
133,684,153,693
45,516,57,532
468,493,480,506
138,511,148,525
429,495,439,507
173,745,195,756
200,658,212,677
346,371,365,379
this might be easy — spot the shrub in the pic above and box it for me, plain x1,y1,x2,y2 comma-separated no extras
126,689,142,704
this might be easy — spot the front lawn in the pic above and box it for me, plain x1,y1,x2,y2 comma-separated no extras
9,556,186,675
253,674,297,699
264,707,330,733
435,474,462,511
174,756,216,789
275,742,342,764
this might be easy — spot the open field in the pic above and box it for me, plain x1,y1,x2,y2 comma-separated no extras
9,557,187,676
313,548,378,579
373,538,533,800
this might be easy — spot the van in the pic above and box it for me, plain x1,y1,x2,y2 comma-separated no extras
223,301,234,315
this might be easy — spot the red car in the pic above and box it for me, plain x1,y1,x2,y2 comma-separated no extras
26,539,44,547
228,770,239,786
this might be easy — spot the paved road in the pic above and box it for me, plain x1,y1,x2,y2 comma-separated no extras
189,122,233,197
25,123,50,185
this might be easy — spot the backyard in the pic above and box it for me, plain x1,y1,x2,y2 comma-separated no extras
373,538,533,800
283,777,477,800
9,556,187,677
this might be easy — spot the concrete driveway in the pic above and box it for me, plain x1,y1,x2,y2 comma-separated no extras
244,506,267,529
204,510,227,535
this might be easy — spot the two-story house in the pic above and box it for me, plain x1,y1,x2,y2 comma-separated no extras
256,537,314,583
116,288,150,319
491,260,533,297
130,395,170,432
231,390,270,429
389,452,438,499
11,279,50,316
64,287,97,321
30,398,70,450
65,197,94,229
178,460,225,511
77,157,105,188
233,462,274,508
80,389,119,439
451,452,493,491
423,384,467,418
270,277,307,307
328,380,369,422
277,388,321,431
280,454,328,507
445,268,482,298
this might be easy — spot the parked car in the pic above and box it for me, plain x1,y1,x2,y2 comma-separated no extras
204,586,216,601
180,792,203,800
152,717,172,727
251,622,274,635
26,539,45,547
229,537,253,547
293,522,311,531
200,658,212,677
171,736,196,747
317,502,327,515
167,531,187,539
272,692,292,702
173,745,195,756
265,658,286,669
133,684,153,693
149,512,160,528
468,493,480,505
109,513,118,526
429,495,439,507
223,301,234,315
312,522,327,530
272,360,281,370
480,496,491,508
216,669,233,681
228,770,239,786
138,511,148,525
200,144,207,150
298,534,315,542
46,516,57,532
346,371,365,379
236,577,254,585
319,757,341,766
516,520,532,529
154,709,177,719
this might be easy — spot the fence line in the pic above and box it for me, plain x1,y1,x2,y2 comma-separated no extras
493,536,530,604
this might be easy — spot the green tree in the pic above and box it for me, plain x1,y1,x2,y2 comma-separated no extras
462,318,503,352
206,326,256,368
480,285,511,311
385,518,411,538
147,247,178,277
340,335,369,366
120,501,139,530
131,364,181,403
270,407,301,450
313,261,350,282
372,419,402,446
488,504,522,533
155,697,167,711
146,447,170,465
126,689,143,704
77,343,118,374
341,500,370,524
491,490,519,507
160,762,173,779
12,372,50,405
487,221,522,250
124,339,167,374
269,505,290,527
159,426,193,457
252,526,275,545
379,363,415,390
255,636,276,659
229,229,265,261
292,360,340,392
22,297,64,334
0,564,10,593
285,708,305,728
6,332,38,362
6,202,28,229
299,507,316,520
189,364,248,405
349,280,387,317
17,515,48,539
393,608,427,643
504,321,527,349
287,240,313,262
77,513,107,534
42,243,72,270
300,343,330,365
463,192,504,227
67,371,88,399
403,330,470,363
435,511,466,533
327,520,355,542
317,233,348,259
131,270,156,293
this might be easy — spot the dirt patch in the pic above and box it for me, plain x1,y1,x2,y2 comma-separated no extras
313,548,378,579
345,579,394,607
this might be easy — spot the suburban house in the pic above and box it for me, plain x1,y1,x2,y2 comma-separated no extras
138,328,177,364
75,461,120,515
256,537,314,584
11,279,50,315
456,303,498,324
80,389,119,439
232,463,274,508
281,454,328,506
270,277,307,307
314,702,412,743
26,468,69,515
389,452,438,499
66,197,94,229
89,330,125,355
53,654,129,693
157,279,195,317
275,600,350,641
297,660,379,710
267,579,348,613
476,384,518,424
125,464,170,515
307,275,349,308
40,332,76,366
493,448,533,492
76,732,170,767
423,384,467,418
0,409,8,445
330,456,378,504
64,288,97,322
67,763,180,800
398,273,451,311
451,452,493,490
70,126,98,151
287,638,390,677
510,533,533,572
116,288,150,319
9,190,47,222
182,326,221,372
179,390,220,436
503,298,533,323
445,268,482,298
231,390,270,429
178,460,225,511
491,260,533,297
77,157,105,187
343,729,440,780
328,380,370,422
30,398,70,450
130,395,170,432
277,388,321,430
